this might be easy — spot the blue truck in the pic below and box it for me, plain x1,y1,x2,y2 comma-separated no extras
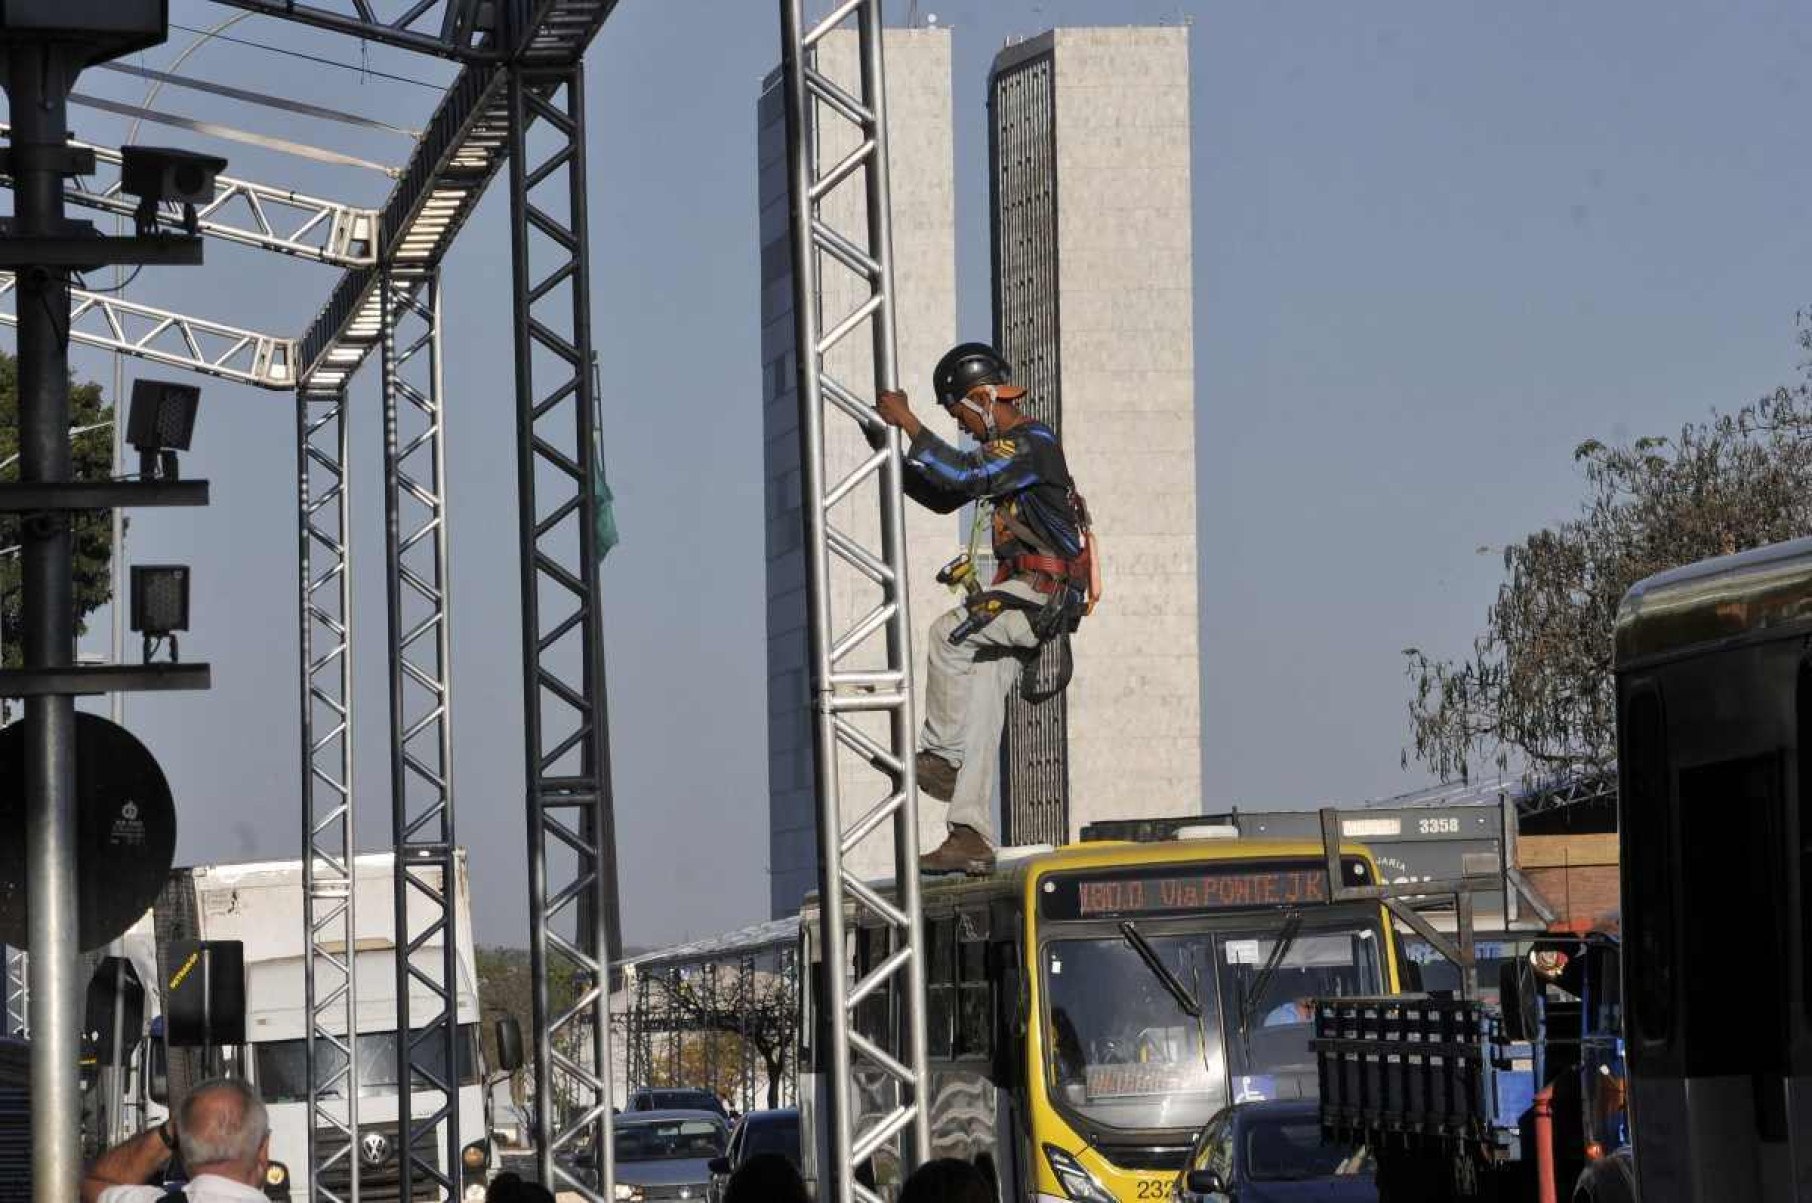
1314,930,1631,1202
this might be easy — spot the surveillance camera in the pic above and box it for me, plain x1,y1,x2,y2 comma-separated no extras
119,146,227,206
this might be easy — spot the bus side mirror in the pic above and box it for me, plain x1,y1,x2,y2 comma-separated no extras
147,1035,169,1107
1185,1169,1228,1195
494,1016,524,1073
1500,959,1539,1043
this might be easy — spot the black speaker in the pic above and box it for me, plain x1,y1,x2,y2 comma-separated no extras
82,956,146,1065
164,941,245,1048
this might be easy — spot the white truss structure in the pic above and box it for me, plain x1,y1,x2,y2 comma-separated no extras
0,274,295,389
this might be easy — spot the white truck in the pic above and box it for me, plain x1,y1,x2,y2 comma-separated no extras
148,850,508,1201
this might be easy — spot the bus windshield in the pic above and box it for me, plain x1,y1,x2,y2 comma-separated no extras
1043,922,1381,1134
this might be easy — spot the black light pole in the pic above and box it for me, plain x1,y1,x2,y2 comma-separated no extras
5,42,85,1203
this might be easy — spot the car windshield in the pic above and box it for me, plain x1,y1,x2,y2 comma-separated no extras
651,1090,716,1110
615,1117,726,1162
1044,921,1382,1133
744,1117,799,1161
254,1024,481,1103
1244,1116,1370,1182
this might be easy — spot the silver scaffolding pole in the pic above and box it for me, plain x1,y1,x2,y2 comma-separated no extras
378,269,461,1199
777,2,932,1198
507,62,619,1203
298,386,361,1202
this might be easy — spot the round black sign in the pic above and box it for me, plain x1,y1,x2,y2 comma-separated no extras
0,712,178,951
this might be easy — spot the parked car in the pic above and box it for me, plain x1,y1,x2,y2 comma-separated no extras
627,1086,732,1121
1176,1099,1376,1203
706,1109,800,1203
607,1109,728,1200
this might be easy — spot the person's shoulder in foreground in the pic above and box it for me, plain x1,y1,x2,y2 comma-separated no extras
725,1153,807,1203
900,1157,993,1203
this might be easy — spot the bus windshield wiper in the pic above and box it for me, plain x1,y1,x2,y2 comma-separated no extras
1119,920,1201,1018
1238,910,1304,1048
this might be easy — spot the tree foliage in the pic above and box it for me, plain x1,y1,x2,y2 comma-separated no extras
474,945,585,1108
0,350,116,669
1406,358,1812,782
644,965,797,1110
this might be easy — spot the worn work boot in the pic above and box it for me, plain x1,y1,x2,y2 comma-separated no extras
919,824,996,877
915,751,958,801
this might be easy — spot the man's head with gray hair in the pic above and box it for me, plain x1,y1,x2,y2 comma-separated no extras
177,1077,270,1183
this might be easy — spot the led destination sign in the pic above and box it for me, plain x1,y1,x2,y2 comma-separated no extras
1042,859,1369,922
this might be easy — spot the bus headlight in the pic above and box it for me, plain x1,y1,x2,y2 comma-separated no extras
461,1142,489,1172
262,1161,291,1202
614,1185,644,1202
1043,1144,1116,1203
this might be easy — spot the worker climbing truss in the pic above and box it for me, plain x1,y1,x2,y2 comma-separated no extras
0,1,930,1198
778,0,932,1196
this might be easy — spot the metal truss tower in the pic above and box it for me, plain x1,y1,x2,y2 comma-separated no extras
296,386,361,1201
2,948,24,1038
777,2,931,1197
379,269,461,1199
507,62,619,1202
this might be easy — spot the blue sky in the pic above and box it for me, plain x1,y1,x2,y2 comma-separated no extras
18,0,1812,948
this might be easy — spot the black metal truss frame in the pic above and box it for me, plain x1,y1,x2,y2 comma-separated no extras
379,268,462,1200
0,8,625,1199
508,60,618,1203
296,386,361,1202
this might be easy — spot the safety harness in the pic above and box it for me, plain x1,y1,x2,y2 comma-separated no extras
947,483,1102,704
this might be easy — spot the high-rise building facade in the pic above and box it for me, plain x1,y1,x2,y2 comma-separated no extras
759,30,958,918
990,27,1202,842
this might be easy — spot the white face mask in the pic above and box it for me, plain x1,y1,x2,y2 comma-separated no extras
955,384,998,438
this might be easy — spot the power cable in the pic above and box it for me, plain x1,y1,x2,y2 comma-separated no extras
166,21,447,91
97,62,422,138
70,94,399,175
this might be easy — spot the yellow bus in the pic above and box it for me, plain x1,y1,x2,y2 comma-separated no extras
798,832,1402,1200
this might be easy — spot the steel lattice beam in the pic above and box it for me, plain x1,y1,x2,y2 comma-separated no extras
0,126,377,268
297,388,361,1203
297,0,620,397
2,948,25,1038
0,274,295,388
778,3,931,1198
379,269,462,1201
508,62,618,1203
207,0,508,61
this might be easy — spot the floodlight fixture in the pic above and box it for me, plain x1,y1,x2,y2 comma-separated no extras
119,146,227,237
127,378,199,481
130,564,189,663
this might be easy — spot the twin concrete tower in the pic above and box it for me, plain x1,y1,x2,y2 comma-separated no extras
761,25,1201,916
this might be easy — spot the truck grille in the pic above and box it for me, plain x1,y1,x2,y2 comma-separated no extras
316,1122,444,1203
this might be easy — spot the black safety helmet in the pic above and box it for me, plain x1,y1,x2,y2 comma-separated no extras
932,342,1021,407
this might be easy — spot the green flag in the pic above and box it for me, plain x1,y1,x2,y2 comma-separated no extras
593,439,619,562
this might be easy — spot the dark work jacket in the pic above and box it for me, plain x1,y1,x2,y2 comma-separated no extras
903,419,1082,561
